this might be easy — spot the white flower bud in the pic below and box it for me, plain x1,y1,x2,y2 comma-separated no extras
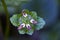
30,19,37,24
26,24,31,30
18,23,25,30
21,23,25,27
23,13,28,17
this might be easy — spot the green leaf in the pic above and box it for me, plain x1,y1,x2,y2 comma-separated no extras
35,17,45,30
26,29,34,35
10,14,21,27
18,30,25,34
30,11,37,20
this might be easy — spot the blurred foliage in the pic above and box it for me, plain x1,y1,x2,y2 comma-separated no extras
0,0,30,13
5,0,29,6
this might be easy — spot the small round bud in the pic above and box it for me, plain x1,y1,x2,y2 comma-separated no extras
30,19,37,24
18,23,25,30
26,24,31,30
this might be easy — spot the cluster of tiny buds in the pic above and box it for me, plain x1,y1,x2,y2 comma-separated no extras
18,10,37,30
18,23,31,30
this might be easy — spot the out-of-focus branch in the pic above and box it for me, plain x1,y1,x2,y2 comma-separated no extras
1,0,10,40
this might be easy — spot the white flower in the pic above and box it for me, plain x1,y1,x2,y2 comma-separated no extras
21,23,25,27
30,19,37,24
18,23,25,30
26,24,31,30
22,13,28,17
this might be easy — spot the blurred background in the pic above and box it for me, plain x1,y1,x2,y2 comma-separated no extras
0,0,60,40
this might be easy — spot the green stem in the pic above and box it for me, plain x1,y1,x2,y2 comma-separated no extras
1,0,10,40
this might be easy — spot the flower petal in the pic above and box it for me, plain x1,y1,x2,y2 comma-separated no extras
18,25,23,30
30,19,37,24
23,13,28,17
10,14,20,27
26,29,34,35
36,17,45,30
18,30,25,34
18,23,25,30
30,11,37,20
21,23,25,28
26,24,31,30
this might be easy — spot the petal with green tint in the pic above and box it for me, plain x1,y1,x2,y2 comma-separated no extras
30,11,37,20
18,30,25,34
10,14,21,27
26,29,34,35
36,17,45,30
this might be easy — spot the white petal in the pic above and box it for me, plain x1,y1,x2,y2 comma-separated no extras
21,23,25,27
26,24,30,27
26,24,31,30
23,13,28,17
30,19,35,23
30,19,37,24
